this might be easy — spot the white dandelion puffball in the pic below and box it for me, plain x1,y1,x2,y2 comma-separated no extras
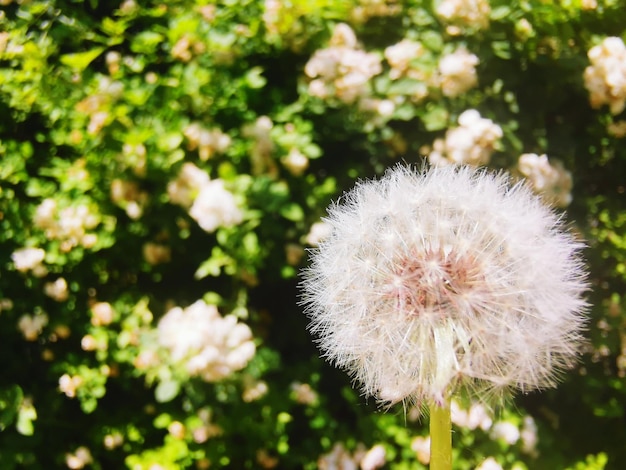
301,165,587,409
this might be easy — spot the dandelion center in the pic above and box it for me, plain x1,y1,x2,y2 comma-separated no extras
388,247,480,318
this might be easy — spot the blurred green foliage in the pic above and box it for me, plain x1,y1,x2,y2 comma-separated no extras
1,0,625,469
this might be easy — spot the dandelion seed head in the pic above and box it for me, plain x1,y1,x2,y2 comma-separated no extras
300,165,587,412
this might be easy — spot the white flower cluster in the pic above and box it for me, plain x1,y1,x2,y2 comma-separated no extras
584,37,626,115
167,163,243,233
517,153,573,207
167,162,209,207
351,0,401,23
242,376,268,402
0,32,10,54
283,147,310,176
33,199,99,252
75,77,123,135
304,221,332,246
453,399,538,455
581,0,598,9
110,179,148,219
435,0,491,33
304,23,382,103
121,142,147,177
12,247,47,276
428,109,502,166
475,457,502,470
90,302,115,326
183,122,231,161
607,120,626,138
18,313,49,341
410,436,431,465
157,300,256,382
242,116,277,176
262,0,282,38
385,39,425,80
290,381,318,405
0,298,13,313
142,242,171,265
450,400,492,431
59,373,83,398
189,180,243,233
317,442,386,470
301,165,587,410
438,47,480,97
44,278,69,302
65,446,93,470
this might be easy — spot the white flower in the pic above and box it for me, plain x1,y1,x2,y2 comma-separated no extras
451,399,492,430
18,313,49,341
242,116,277,176
410,436,431,465
91,302,115,326
475,457,502,470
581,0,597,9
110,179,147,219
143,242,171,265
491,421,520,445
384,39,425,80
436,0,491,31
44,278,69,302
301,165,587,410
59,373,83,398
438,48,479,97
520,415,539,455
290,381,319,405
157,300,256,381
360,444,386,470
584,37,626,114
305,221,332,246
65,446,92,469
304,23,382,103
189,179,243,233
32,200,99,251
103,432,124,450
283,147,309,176
607,120,626,138
317,443,361,470
12,247,46,273
242,377,269,402
183,123,231,161
429,109,502,167
167,162,211,208
329,22,358,48
33,198,57,229
517,153,573,207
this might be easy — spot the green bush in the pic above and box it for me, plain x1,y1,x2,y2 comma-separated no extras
1,0,624,468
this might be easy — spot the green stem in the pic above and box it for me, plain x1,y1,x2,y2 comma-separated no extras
429,398,452,470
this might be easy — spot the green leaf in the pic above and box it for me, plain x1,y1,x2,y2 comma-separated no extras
0,385,23,432
280,202,304,222
16,401,36,436
421,105,449,131
101,17,128,37
131,31,165,55
155,380,180,403
490,5,512,20
492,41,512,60
194,248,235,279
245,67,267,89
60,47,105,71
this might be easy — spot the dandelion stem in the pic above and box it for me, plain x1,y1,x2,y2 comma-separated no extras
429,398,452,470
